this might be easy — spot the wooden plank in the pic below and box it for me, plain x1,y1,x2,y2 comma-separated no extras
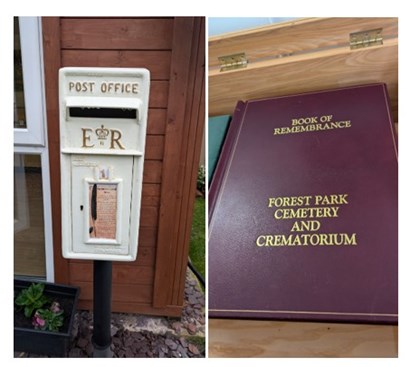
140,206,159,227
152,18,195,308
174,17,206,304
62,50,171,80
135,246,156,266
147,109,167,135
138,226,157,247
209,17,398,68
145,135,164,160
208,319,398,357
69,246,155,268
141,184,161,207
61,18,174,50
42,17,69,284
74,281,153,303
149,81,169,108
143,160,162,183
69,262,154,284
209,42,398,121
153,17,199,309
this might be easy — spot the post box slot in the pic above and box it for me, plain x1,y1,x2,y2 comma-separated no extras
69,107,137,119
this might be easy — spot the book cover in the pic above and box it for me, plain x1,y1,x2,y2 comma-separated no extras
208,84,398,323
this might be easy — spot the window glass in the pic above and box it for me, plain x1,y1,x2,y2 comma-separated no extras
14,18,27,129
14,153,46,277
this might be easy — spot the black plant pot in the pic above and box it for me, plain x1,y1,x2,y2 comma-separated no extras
14,279,80,357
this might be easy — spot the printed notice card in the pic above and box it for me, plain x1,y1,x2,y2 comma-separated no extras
208,84,398,323
89,183,117,240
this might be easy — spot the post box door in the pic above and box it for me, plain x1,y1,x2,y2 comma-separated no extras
70,155,135,256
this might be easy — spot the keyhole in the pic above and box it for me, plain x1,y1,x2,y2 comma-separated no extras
80,205,84,211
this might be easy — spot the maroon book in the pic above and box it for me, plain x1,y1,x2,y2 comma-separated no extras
208,84,398,323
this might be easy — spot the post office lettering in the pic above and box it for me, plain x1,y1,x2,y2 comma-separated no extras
69,81,95,93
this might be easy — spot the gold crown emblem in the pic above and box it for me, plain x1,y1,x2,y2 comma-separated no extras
95,125,109,140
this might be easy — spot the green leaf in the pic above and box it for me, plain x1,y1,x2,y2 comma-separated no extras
36,307,65,332
14,283,50,318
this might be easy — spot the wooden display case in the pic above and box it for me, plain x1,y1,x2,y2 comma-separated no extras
208,17,398,358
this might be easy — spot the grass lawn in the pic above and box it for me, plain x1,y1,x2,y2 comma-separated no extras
189,197,205,281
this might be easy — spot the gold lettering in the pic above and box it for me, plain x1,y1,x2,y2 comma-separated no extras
265,236,274,246
310,234,319,246
274,209,283,219
303,220,320,231
338,194,348,204
315,194,348,206
82,128,95,148
256,235,266,246
281,235,292,246
297,208,308,218
319,233,330,245
301,234,310,245
330,194,339,205
334,233,343,245
110,129,125,150
330,207,339,217
290,221,301,232
274,117,352,136
272,235,281,246
274,206,342,220
320,115,333,122
293,235,301,246
291,116,318,125
255,233,357,247
345,233,357,245
268,196,312,208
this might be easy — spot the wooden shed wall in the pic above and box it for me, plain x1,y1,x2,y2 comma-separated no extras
42,17,205,316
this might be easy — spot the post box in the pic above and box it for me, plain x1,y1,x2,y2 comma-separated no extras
59,67,150,261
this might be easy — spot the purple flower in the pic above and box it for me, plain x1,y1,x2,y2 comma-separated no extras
32,312,45,328
50,302,61,313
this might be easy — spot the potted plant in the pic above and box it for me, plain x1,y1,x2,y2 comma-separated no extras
14,279,80,357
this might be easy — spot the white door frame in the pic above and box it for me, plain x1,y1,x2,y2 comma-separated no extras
14,17,54,282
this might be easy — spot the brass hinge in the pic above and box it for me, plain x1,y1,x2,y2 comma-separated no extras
350,28,383,50
218,52,248,72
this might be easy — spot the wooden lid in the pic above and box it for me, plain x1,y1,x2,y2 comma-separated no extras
209,17,398,121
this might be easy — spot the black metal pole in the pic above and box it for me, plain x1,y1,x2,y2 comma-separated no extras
92,260,112,357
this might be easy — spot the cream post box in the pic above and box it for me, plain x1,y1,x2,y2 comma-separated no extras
59,67,150,261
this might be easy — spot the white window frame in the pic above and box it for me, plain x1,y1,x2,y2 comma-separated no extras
14,17,46,147
14,17,54,282
14,154,30,233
